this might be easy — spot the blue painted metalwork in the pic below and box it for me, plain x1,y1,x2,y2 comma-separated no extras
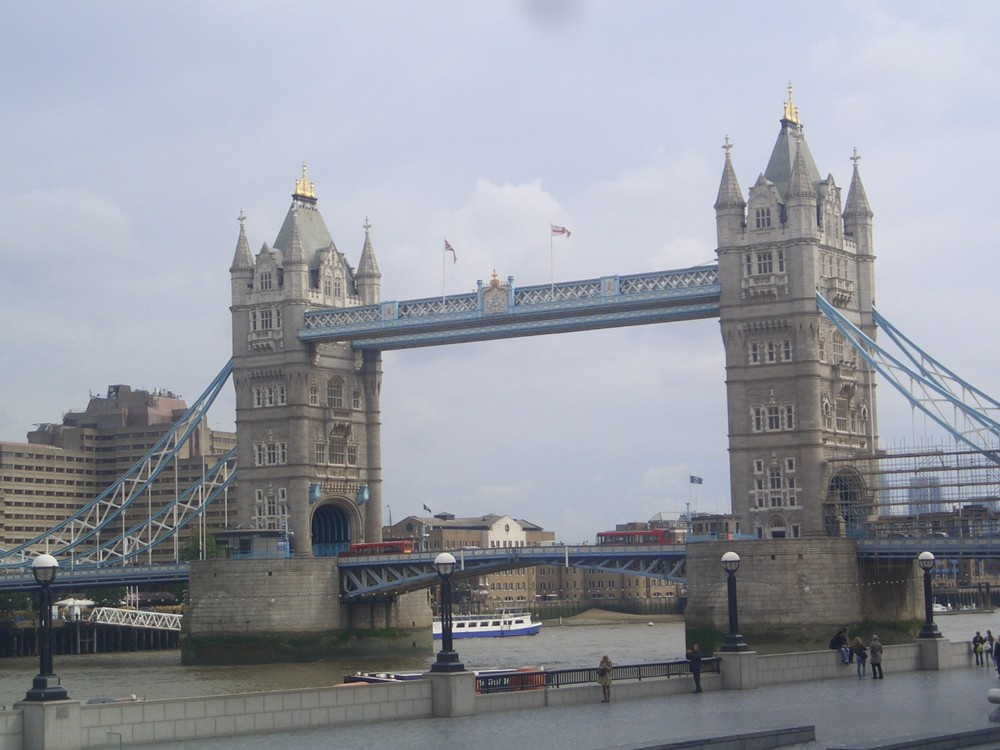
338,544,688,600
300,266,720,349
816,294,1000,463
0,360,236,569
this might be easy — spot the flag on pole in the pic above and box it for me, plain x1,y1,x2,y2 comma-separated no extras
551,224,572,238
444,239,457,263
422,504,433,514
689,475,704,485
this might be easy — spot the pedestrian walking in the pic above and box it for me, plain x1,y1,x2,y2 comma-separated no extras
853,636,868,678
687,643,703,693
869,635,883,679
987,631,995,668
597,655,613,703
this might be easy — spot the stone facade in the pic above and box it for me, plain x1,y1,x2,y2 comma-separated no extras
183,558,433,664
715,87,878,539
685,539,863,640
229,168,383,556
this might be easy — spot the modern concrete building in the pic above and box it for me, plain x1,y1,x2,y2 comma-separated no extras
0,385,235,561
715,86,879,539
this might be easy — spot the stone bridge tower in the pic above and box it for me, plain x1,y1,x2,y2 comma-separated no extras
715,88,879,538
229,166,383,556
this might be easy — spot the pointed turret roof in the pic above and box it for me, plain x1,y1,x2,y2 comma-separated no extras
844,148,873,220
764,85,821,201
273,164,335,265
714,136,746,211
229,209,254,272
357,217,381,279
283,207,307,266
786,145,817,200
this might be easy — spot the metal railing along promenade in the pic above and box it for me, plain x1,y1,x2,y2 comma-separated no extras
474,657,720,694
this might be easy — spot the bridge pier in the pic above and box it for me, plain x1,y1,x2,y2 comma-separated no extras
183,558,432,664
686,539,923,647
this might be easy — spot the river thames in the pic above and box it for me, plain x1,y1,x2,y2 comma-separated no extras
2,611,998,749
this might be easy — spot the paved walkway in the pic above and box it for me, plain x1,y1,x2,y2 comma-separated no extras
130,665,1000,750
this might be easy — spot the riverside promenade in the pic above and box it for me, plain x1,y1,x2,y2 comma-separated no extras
127,658,1000,750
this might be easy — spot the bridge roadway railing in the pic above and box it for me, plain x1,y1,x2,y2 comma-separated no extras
855,534,1000,559
338,543,687,600
0,562,190,593
300,266,720,349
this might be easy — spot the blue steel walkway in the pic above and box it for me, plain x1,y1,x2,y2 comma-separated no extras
130,666,1000,750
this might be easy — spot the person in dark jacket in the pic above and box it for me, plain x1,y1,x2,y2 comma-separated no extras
687,643,703,693
869,635,883,679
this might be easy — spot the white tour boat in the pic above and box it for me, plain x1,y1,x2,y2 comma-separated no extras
433,611,542,639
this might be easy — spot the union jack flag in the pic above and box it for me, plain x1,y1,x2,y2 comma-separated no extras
444,239,457,262
551,224,572,238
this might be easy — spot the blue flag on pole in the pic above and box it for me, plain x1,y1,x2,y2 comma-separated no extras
689,475,703,485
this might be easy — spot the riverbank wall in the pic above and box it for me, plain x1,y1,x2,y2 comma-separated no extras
0,638,976,750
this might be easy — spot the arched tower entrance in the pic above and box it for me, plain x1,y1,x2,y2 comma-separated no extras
311,502,352,557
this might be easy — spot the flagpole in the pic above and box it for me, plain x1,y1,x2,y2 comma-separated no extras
550,231,554,292
442,238,446,310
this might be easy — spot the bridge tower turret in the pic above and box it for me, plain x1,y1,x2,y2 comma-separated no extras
715,87,880,539
228,164,383,557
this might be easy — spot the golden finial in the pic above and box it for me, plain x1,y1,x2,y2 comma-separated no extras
294,162,315,199
490,269,500,286
783,83,800,125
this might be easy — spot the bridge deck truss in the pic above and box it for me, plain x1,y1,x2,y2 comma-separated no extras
301,266,720,349
338,545,688,600
89,607,182,631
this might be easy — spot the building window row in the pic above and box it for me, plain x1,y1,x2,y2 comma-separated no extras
749,338,793,365
253,384,287,408
744,249,785,277
315,438,358,466
822,398,869,433
253,441,287,466
751,457,798,509
751,403,795,432
250,308,282,332
254,487,287,529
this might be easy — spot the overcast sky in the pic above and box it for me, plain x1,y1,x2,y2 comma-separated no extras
2,1,998,545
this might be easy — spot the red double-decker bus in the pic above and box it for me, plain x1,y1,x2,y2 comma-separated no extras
339,540,415,557
595,529,674,545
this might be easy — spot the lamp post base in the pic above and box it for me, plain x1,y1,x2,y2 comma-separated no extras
719,634,749,653
918,622,943,639
430,649,465,673
24,674,69,702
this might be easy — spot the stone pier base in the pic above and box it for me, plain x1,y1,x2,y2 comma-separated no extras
428,671,476,717
14,700,81,750
720,650,759,690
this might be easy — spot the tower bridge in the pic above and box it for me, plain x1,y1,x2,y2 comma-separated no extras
5,90,998,661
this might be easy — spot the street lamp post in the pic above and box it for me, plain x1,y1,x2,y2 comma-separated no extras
917,551,942,639
719,551,748,652
25,554,69,701
430,552,465,672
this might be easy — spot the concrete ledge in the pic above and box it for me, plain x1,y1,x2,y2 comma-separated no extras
828,726,1000,750
610,725,816,750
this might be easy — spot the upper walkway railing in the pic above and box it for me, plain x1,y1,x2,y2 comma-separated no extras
301,266,720,349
